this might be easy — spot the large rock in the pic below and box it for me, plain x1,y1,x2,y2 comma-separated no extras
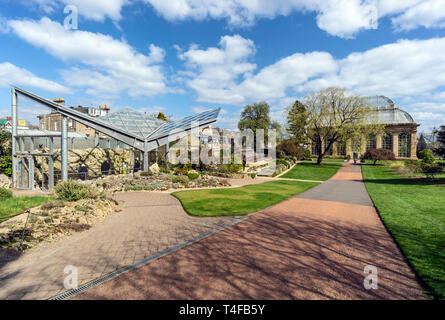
148,163,160,174
0,174,11,189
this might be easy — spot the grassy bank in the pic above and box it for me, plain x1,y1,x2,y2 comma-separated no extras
173,180,319,217
362,165,445,299
281,162,342,181
0,196,51,223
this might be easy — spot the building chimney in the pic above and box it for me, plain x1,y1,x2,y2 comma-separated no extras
53,98,65,106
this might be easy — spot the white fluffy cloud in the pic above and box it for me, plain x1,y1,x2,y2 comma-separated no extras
391,0,445,31
179,34,445,129
7,17,167,98
28,0,127,21
143,0,445,38
179,34,337,104
179,35,257,104
304,37,445,98
0,62,71,94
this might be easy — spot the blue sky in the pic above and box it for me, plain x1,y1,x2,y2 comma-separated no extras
0,0,445,132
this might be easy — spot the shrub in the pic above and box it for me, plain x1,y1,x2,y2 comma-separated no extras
0,156,12,176
404,160,420,175
345,154,351,161
172,176,189,184
174,168,189,176
276,159,290,168
303,148,311,160
0,187,12,200
363,148,396,165
250,173,257,179
420,162,443,179
418,149,435,164
41,200,65,210
187,172,199,180
54,180,98,202
277,139,305,159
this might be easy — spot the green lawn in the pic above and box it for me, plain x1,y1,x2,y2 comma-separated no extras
173,180,319,217
362,165,445,299
281,162,342,181
0,196,51,223
311,157,346,163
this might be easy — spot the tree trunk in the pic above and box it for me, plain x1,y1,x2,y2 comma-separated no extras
317,153,323,165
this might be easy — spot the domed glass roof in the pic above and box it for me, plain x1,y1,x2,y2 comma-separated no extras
364,95,416,124
376,108,416,124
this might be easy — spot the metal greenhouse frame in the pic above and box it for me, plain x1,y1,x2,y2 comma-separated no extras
11,87,220,190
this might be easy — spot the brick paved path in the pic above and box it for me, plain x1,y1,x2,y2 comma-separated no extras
75,163,427,300
0,193,235,299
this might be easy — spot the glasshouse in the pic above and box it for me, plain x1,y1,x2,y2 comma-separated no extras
9,87,221,190
309,95,419,159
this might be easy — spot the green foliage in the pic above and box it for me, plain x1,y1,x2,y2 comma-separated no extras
303,148,311,160
156,112,168,122
418,149,436,164
54,180,98,202
187,172,199,180
140,171,152,177
172,176,189,184
420,162,443,179
0,156,12,176
417,149,443,178
220,163,243,174
301,88,385,164
0,130,12,156
238,102,271,132
286,100,308,144
276,159,290,168
0,187,13,199
250,173,257,179
363,148,396,165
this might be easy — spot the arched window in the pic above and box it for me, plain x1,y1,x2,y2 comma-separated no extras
366,134,377,151
398,132,411,157
382,132,393,150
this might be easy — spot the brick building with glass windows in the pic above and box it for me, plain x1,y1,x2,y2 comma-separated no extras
310,96,419,159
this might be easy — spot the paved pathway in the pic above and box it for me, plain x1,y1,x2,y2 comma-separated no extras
0,193,235,299
75,163,427,300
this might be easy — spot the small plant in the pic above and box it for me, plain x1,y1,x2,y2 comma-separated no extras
418,149,436,164
0,187,13,200
420,162,443,179
187,172,199,180
74,205,90,213
40,200,65,210
172,176,189,184
276,159,290,168
54,180,98,202
404,160,420,175
250,172,257,179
